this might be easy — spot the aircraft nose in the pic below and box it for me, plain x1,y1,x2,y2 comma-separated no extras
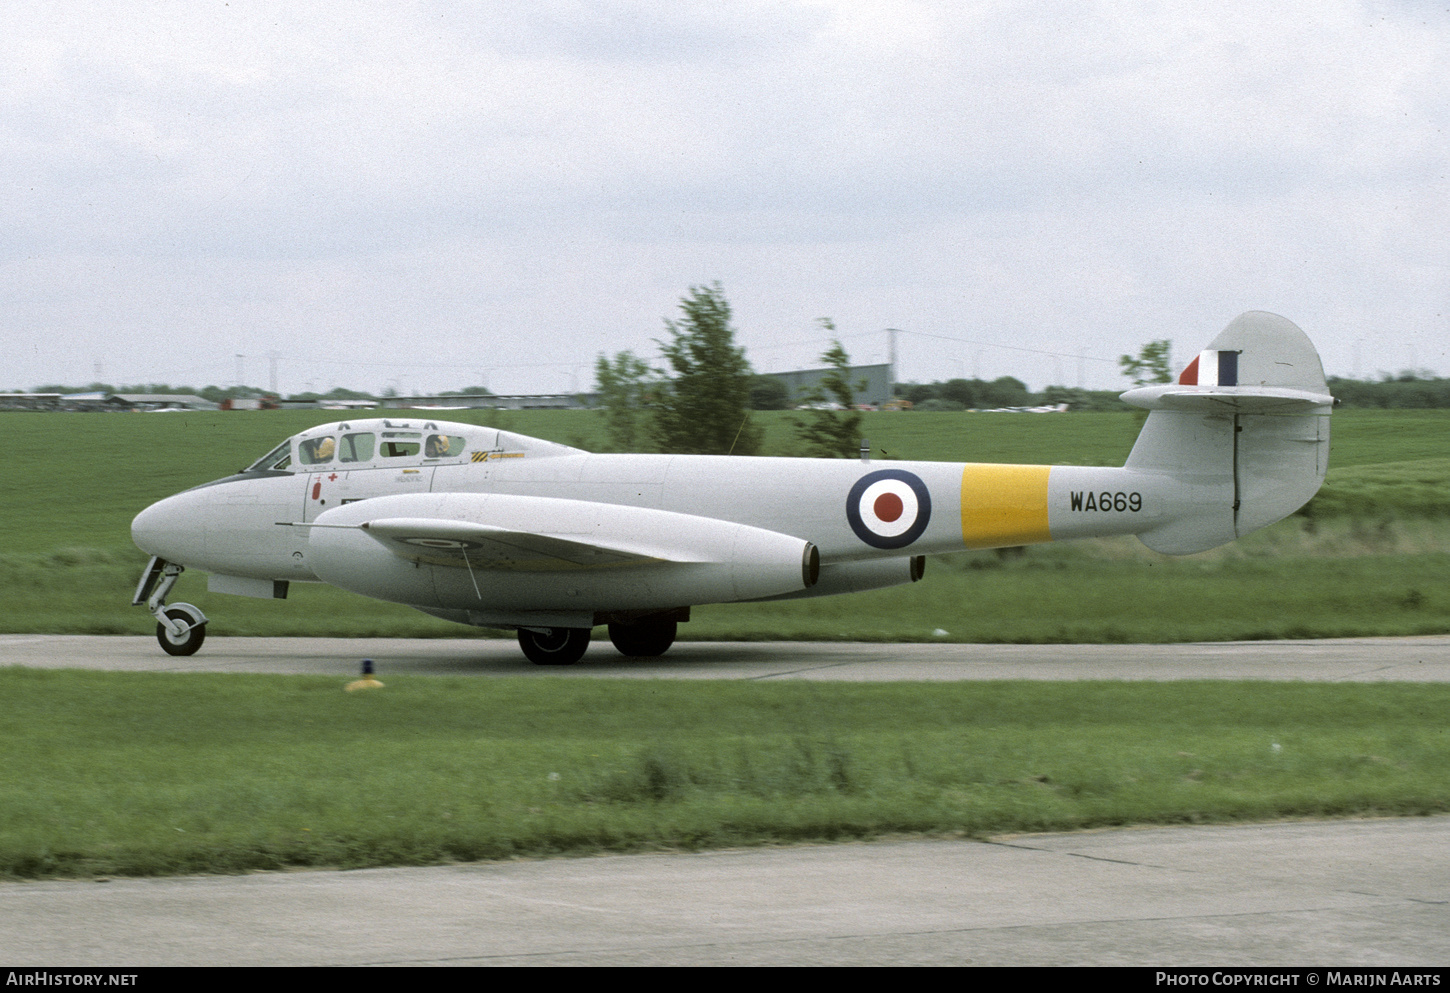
132,492,207,563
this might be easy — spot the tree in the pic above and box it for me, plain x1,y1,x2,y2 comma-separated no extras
938,378,977,408
978,375,1031,408
748,375,791,410
1119,340,1173,386
594,350,654,451
1039,385,1128,411
286,386,377,402
793,323,865,458
899,382,939,406
651,283,762,455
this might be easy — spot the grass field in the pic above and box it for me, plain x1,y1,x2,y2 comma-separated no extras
2,408,1447,879
3,669,1447,879
1,407,1445,641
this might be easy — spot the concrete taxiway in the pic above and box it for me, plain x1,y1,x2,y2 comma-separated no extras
3,634,1446,966
2,632,1447,681
3,817,1447,966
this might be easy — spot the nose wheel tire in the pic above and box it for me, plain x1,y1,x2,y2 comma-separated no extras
156,606,207,657
518,627,590,665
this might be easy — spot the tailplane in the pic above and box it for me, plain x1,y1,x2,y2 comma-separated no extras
1121,312,1333,554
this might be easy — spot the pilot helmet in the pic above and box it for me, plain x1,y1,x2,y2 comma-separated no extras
314,437,335,459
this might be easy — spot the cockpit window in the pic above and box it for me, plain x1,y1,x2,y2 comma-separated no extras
298,436,336,465
247,441,293,472
339,433,375,463
380,430,421,458
425,434,466,458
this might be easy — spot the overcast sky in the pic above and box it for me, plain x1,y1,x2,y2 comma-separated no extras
2,1,1446,396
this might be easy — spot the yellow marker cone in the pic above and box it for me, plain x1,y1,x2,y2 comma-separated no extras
345,658,384,692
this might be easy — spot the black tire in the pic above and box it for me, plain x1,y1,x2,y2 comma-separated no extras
608,619,677,657
517,627,590,665
156,607,206,657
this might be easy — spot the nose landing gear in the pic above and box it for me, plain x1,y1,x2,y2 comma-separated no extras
156,604,207,656
133,556,209,657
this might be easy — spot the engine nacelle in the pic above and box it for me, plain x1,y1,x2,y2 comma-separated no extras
753,554,926,602
306,492,818,614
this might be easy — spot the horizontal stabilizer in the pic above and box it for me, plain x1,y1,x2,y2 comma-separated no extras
1123,311,1332,553
1120,383,1335,413
1121,311,1334,414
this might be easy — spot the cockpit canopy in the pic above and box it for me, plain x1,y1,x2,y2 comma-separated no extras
244,418,581,473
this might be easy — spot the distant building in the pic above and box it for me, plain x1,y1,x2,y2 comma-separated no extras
759,363,893,407
106,394,218,411
0,393,63,411
0,392,220,412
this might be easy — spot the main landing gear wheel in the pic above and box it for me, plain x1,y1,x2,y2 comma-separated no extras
518,627,591,665
608,619,678,658
156,605,207,657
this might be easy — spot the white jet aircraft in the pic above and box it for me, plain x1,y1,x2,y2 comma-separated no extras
132,312,1334,665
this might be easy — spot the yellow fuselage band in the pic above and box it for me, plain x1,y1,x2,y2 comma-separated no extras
960,464,1053,549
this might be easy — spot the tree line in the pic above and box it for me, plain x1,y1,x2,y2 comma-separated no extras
19,310,1449,446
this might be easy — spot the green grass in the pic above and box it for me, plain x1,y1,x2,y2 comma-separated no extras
6,518,1448,642
693,530,1450,643
3,410,1446,879
1306,459,1450,519
2,407,1444,557
5,407,1146,556
1,407,1446,641
2,669,1446,879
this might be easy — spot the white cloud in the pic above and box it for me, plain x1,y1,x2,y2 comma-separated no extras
0,1,1446,393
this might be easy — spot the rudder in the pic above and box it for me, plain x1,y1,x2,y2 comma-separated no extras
1121,312,1333,554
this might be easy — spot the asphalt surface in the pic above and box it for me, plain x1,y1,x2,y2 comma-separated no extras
4,818,1447,967
3,634,1447,967
3,632,1448,681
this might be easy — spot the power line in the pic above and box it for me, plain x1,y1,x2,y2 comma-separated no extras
749,327,1115,366
894,328,1116,365
285,355,586,372
747,329,882,353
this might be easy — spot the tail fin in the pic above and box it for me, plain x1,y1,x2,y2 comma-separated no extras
1121,312,1333,554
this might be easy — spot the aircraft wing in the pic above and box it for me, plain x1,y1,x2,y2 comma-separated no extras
354,517,667,570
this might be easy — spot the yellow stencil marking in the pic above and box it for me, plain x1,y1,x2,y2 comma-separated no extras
960,464,1053,549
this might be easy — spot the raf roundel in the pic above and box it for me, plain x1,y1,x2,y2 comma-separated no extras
846,469,932,549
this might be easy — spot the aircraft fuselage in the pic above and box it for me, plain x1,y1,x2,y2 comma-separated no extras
129,313,1335,662
132,418,1170,595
